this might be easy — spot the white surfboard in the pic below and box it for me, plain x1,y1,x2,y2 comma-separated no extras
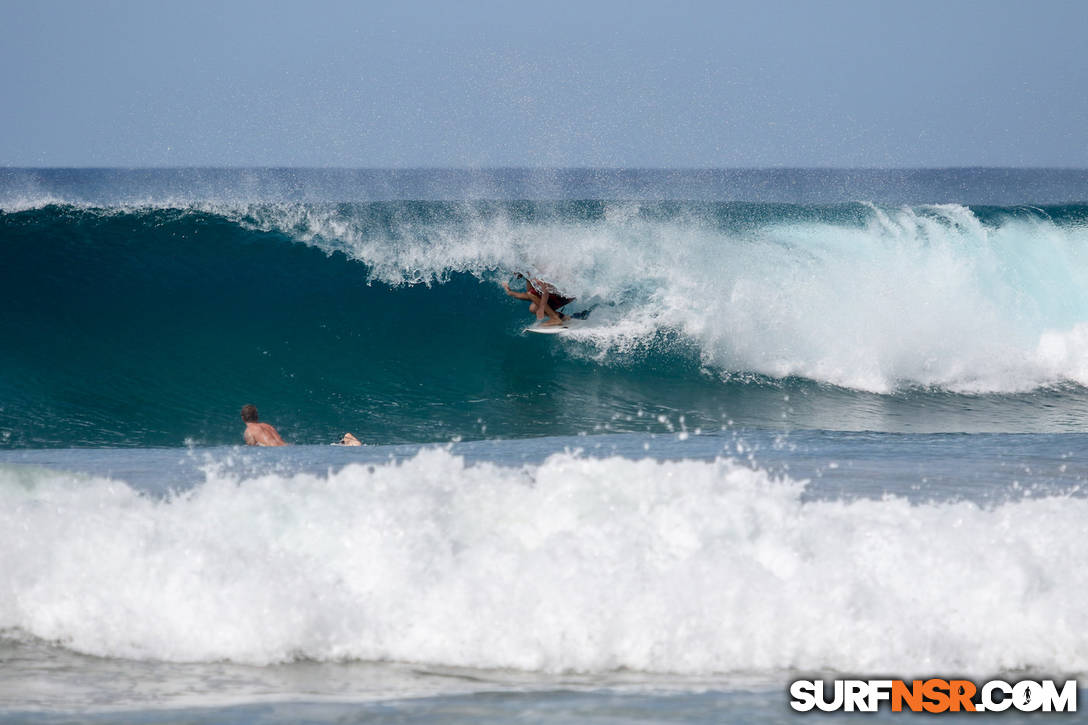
524,319,583,334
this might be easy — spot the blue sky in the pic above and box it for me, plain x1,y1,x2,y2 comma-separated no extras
3,0,1087,167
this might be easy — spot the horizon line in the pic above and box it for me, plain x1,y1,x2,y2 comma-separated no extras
5,165,1088,172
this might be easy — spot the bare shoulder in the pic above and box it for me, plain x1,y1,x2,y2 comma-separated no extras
261,423,287,445
244,422,285,446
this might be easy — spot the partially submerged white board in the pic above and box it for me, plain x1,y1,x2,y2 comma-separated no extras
524,319,583,334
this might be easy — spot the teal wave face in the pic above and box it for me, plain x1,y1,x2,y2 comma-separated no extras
7,201,1088,447
0,205,717,446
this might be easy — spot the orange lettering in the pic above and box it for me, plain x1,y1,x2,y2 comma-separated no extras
892,680,924,712
948,680,977,712
922,679,951,713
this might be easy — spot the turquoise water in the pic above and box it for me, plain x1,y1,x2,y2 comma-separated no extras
3,169,1088,723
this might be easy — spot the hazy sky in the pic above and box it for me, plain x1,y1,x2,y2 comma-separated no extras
3,0,1087,167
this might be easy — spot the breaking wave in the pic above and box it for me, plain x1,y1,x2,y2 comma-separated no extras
1,449,1085,676
5,199,1088,445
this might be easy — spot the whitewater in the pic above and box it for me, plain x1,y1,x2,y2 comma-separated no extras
4,169,1088,723
4,445,1088,674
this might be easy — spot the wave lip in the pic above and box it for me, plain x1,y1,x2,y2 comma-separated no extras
1,449,1086,676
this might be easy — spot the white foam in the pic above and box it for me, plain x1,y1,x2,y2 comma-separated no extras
2,449,1086,676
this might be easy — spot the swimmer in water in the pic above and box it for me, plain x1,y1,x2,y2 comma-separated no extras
240,404,287,446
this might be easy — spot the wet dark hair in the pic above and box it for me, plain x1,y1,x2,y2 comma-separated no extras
240,404,259,422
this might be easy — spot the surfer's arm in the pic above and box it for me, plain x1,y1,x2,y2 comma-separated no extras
502,281,533,301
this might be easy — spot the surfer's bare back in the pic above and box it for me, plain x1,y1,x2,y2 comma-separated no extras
240,404,287,446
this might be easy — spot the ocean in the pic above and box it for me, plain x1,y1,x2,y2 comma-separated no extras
2,168,1088,723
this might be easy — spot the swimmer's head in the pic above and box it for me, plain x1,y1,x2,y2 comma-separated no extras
240,404,259,422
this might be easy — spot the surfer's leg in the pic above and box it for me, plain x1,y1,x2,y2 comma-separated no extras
541,308,568,326
538,295,565,324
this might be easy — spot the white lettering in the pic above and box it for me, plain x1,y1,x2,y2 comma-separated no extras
867,680,893,711
815,680,844,712
789,680,816,712
982,680,1012,712
1041,680,1078,712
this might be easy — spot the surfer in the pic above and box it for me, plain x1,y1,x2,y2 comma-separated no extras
502,275,575,326
240,404,287,446
334,433,362,446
